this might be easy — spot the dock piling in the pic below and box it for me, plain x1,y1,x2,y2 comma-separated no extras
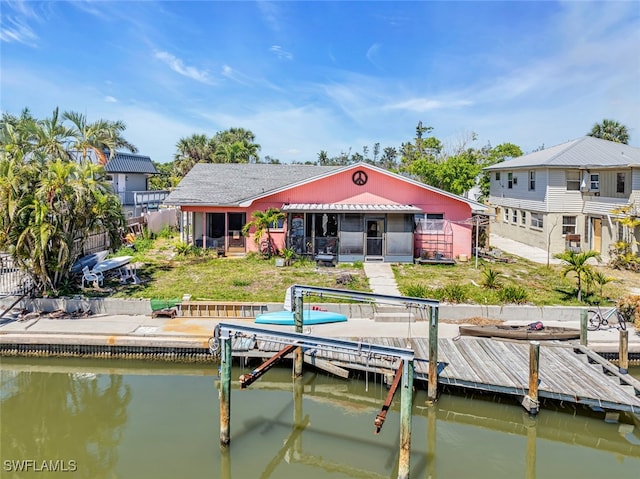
427,306,439,404
619,329,629,374
293,289,304,377
580,309,588,346
522,340,540,416
398,358,414,479
219,335,232,447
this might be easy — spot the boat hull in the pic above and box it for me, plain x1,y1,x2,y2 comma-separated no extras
459,325,580,341
255,310,348,326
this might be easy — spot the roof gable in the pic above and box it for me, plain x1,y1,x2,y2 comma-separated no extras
484,137,640,170
164,161,487,211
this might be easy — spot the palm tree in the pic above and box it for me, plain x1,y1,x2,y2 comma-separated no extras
242,207,285,258
63,110,137,164
553,250,601,302
0,108,129,294
587,119,630,144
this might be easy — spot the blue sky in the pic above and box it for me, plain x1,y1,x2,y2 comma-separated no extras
1,1,639,164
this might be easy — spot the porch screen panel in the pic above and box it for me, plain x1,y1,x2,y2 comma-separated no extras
386,214,413,255
339,214,363,255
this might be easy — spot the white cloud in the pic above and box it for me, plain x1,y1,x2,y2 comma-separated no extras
270,45,293,61
257,1,281,32
387,98,474,112
365,43,382,69
0,0,41,47
104,96,118,103
154,50,215,85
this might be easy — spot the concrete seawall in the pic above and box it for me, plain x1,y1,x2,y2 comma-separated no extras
1,297,592,323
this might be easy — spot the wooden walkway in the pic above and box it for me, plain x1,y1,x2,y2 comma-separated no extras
231,335,640,414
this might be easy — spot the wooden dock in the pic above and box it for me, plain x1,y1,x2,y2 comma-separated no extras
230,335,640,414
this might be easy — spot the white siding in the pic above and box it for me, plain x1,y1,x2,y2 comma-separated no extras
583,197,629,215
546,170,582,212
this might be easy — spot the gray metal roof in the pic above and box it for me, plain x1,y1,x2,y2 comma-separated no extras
105,152,158,174
484,137,640,171
282,203,423,213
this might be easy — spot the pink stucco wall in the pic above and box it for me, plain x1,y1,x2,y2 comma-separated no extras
184,164,473,257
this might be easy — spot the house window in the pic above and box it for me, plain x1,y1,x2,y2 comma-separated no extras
512,210,517,223
495,172,501,181
566,170,580,191
507,173,513,189
589,173,599,191
616,173,625,193
562,216,577,235
503,208,509,222
270,217,285,230
418,213,445,232
521,211,526,226
530,212,543,229
528,171,535,190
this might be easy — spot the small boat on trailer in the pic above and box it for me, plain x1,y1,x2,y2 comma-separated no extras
459,324,580,341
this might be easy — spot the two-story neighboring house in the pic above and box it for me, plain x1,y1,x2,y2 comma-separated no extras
484,137,640,261
103,151,168,218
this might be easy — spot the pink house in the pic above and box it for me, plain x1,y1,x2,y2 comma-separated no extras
163,162,486,263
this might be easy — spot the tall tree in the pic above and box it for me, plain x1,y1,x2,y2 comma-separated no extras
587,119,630,144
478,142,523,200
0,109,129,294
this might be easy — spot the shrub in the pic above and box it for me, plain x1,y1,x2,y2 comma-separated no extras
439,283,469,303
498,286,528,304
617,295,640,328
481,268,502,289
405,283,431,298
174,241,193,256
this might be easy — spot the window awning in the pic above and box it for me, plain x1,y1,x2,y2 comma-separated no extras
282,203,423,213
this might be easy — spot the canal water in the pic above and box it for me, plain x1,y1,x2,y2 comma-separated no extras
1,358,638,479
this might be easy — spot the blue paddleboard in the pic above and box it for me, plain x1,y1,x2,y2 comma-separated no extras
255,310,348,325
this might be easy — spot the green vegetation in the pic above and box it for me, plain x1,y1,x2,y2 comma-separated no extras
0,108,133,295
73,233,637,306
106,236,368,302
587,118,630,144
394,254,635,306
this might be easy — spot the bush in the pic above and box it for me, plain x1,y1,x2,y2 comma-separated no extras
405,283,431,298
617,295,640,328
498,286,528,304
481,268,502,289
174,241,193,256
439,283,469,303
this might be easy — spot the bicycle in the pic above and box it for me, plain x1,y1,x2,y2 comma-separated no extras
586,304,627,331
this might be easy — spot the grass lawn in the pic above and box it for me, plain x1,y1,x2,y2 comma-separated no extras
100,235,638,307
106,237,368,303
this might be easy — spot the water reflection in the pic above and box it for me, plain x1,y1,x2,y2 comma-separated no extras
1,364,131,478
1,359,638,479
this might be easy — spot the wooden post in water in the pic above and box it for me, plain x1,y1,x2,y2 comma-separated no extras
525,416,537,479
427,306,439,404
523,341,540,416
619,329,629,374
219,336,232,447
293,290,304,377
427,402,437,478
398,358,414,479
580,309,588,346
